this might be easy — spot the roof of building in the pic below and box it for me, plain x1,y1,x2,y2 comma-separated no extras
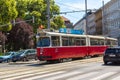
61,16,70,22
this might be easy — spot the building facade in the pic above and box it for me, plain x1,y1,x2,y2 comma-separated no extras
103,0,120,45
94,8,102,35
87,13,96,35
74,12,99,35
74,0,120,45
61,16,73,29
74,18,86,34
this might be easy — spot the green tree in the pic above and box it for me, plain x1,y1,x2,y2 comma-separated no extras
0,0,18,31
15,0,28,18
26,0,64,32
51,16,66,30
7,18,34,51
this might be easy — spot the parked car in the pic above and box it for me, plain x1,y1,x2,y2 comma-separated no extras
0,52,17,63
12,49,37,62
103,47,120,65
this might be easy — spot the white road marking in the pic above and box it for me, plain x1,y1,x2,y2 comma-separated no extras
90,72,116,80
43,71,83,80
2,70,57,80
67,72,98,80
112,75,120,80
21,71,65,80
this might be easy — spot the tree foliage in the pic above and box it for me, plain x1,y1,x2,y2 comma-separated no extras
0,0,66,51
26,0,64,32
51,16,66,30
16,0,28,18
7,18,34,51
0,31,6,52
0,0,18,31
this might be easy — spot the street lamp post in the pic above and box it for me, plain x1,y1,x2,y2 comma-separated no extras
85,0,87,35
85,0,90,46
102,0,105,36
47,0,50,30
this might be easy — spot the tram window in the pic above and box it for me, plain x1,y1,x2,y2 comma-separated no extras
80,39,86,45
98,39,104,45
90,38,100,45
51,36,60,46
106,40,111,45
37,37,50,47
75,38,81,46
105,40,118,47
100,40,104,45
62,37,69,46
90,38,96,45
111,40,118,47
112,40,117,45
69,37,75,46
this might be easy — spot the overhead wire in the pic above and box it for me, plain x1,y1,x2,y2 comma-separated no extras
55,1,82,11
55,1,85,22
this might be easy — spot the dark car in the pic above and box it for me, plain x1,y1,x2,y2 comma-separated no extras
12,49,37,62
0,52,17,63
103,47,120,65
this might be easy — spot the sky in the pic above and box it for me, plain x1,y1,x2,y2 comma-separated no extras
55,0,110,25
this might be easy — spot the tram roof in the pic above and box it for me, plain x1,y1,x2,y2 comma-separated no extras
45,31,117,40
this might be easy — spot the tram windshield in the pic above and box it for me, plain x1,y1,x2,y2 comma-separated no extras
37,37,50,47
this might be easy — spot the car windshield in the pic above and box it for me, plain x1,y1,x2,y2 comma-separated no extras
106,48,120,53
4,52,12,56
37,37,50,47
18,50,25,55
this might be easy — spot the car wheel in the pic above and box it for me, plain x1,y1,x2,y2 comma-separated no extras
12,60,16,62
35,56,38,60
7,59,11,63
23,57,27,61
23,57,29,61
104,61,108,65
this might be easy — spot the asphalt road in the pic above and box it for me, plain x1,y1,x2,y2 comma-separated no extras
0,57,120,80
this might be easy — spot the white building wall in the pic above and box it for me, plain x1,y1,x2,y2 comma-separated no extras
103,0,120,45
74,19,86,34
87,13,96,35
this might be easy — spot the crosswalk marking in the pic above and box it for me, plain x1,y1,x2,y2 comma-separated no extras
0,58,119,80
67,72,98,80
22,71,65,80
43,71,83,80
2,71,62,80
90,72,116,80
0,70,45,78
0,67,35,75
112,75,120,80
0,68,119,80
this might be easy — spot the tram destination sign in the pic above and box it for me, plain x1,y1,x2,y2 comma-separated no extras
59,28,84,34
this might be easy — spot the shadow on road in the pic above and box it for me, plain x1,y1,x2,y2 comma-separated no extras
8,60,61,67
102,62,120,66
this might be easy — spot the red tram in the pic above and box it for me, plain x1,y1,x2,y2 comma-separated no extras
36,29,118,62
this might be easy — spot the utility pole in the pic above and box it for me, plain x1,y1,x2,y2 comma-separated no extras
102,0,104,36
85,0,87,35
47,0,50,30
